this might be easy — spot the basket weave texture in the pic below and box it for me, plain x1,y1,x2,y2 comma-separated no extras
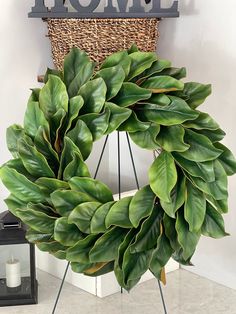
47,18,159,69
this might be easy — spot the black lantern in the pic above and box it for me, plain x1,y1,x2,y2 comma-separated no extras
0,211,38,307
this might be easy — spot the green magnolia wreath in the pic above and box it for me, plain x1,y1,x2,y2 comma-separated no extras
1,45,236,291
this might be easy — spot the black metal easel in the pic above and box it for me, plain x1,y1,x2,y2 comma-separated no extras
51,132,168,314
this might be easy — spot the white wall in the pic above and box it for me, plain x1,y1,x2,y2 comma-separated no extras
0,0,236,291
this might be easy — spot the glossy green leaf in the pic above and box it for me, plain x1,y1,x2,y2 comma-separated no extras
39,75,68,119
51,189,95,217
44,68,63,83
63,152,90,181
158,67,187,80
105,102,131,133
141,75,184,93
5,158,35,181
15,208,56,234
4,194,27,215
130,205,162,253
129,123,160,150
69,177,113,203
50,108,67,152
101,50,131,77
26,228,53,244
163,214,179,251
65,95,84,133
68,62,95,98
184,180,206,232
80,109,110,141
68,201,101,234
0,166,44,203
95,65,125,100
106,197,133,228
24,101,49,138
18,137,55,178
183,111,220,130
197,128,225,143
113,82,151,107
67,119,93,160
206,195,228,214
214,142,236,176
129,185,156,228
35,177,69,199
79,78,107,114
156,125,190,152
173,153,215,182
37,241,67,259
160,176,185,218
6,125,25,158
118,111,150,133
127,51,157,80
176,211,201,260
90,227,127,262
180,129,223,162
54,217,83,246
66,234,99,263
90,201,115,233
149,151,177,202
137,59,171,81
140,96,199,126
63,47,91,88
71,262,95,273
201,202,229,238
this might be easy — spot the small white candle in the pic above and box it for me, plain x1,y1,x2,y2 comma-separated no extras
6,257,21,288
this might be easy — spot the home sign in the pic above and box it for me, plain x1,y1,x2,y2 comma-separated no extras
29,0,179,18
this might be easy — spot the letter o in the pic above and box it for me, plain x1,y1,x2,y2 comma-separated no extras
69,0,101,12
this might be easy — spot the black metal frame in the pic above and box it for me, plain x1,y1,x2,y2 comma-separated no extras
51,132,167,314
29,0,179,18
0,225,38,307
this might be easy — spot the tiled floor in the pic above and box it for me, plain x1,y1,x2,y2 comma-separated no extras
1,269,236,314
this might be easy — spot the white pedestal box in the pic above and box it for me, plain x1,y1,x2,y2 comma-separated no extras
36,190,179,297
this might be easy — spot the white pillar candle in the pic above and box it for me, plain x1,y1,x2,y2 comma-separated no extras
6,258,21,288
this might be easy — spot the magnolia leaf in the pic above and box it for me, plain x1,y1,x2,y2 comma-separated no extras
68,62,95,98
0,166,44,203
95,65,125,100
180,129,223,162
201,202,229,238
54,217,83,246
129,123,160,150
214,142,236,176
118,111,150,133
50,108,67,152
18,137,55,178
141,75,184,93
66,234,99,264
24,101,49,138
65,95,84,133
90,227,127,262
35,177,69,199
158,67,187,80
90,201,116,233
6,125,25,158
4,194,27,215
140,96,199,126
129,185,156,228
39,75,68,119
37,241,67,258
80,109,110,141
63,47,91,88
15,208,56,234
160,176,185,218
206,195,228,214
26,228,53,244
5,159,35,181
130,205,162,253
113,82,151,107
84,262,114,276
156,125,190,152
197,128,225,143
69,177,114,203
176,211,201,260
67,119,93,160
137,59,171,82
68,202,101,234
183,111,220,130
127,51,157,80
63,152,91,181
163,214,179,251
173,153,215,182
51,189,95,217
104,102,131,134
100,50,131,77
149,151,177,202
79,78,107,114
184,180,206,232
71,262,95,273
44,68,63,83
105,196,133,228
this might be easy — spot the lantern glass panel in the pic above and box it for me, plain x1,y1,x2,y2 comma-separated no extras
0,243,32,300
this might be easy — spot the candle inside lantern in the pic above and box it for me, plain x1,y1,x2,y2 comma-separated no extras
6,256,21,288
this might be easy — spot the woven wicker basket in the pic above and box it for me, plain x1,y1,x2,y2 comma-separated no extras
46,18,159,69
